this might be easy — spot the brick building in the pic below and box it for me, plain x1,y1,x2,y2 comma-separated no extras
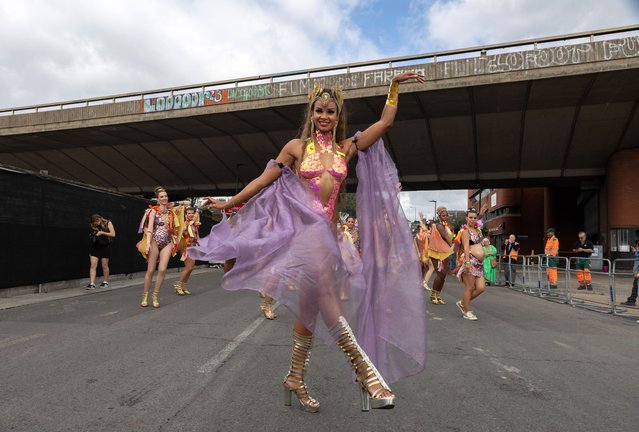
468,148,639,260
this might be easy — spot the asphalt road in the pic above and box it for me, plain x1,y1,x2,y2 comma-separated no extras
0,269,637,432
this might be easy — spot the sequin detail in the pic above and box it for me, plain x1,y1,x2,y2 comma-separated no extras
298,131,347,219
153,209,172,250
457,229,484,278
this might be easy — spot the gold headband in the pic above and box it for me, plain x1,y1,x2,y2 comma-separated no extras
308,82,344,112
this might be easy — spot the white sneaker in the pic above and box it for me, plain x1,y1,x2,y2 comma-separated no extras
456,300,465,315
463,311,478,321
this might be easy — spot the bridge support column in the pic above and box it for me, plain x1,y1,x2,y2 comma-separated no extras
605,148,639,258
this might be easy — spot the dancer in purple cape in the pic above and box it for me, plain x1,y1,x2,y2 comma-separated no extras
188,72,427,413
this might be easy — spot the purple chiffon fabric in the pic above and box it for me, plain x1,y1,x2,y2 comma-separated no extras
187,137,427,384
355,135,427,383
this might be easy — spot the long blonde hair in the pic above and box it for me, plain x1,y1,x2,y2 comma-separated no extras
297,87,350,208
90,214,109,231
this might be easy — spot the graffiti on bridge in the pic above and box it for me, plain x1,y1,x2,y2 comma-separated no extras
139,36,639,114
486,44,594,73
142,89,228,113
603,36,639,60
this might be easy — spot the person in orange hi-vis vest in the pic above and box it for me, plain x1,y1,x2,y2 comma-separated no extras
572,231,594,291
544,228,559,289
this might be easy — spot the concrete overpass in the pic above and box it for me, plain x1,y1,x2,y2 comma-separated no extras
1,26,638,195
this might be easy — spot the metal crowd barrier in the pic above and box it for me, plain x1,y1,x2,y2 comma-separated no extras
565,256,613,313
611,258,639,317
492,254,639,319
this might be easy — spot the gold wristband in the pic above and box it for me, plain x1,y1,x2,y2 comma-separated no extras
386,81,399,106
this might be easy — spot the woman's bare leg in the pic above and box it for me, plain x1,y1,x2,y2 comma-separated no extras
179,257,195,283
89,256,98,284
471,276,486,300
101,258,110,283
431,257,448,293
293,319,312,336
143,242,160,295
461,273,475,312
424,258,435,286
153,245,173,292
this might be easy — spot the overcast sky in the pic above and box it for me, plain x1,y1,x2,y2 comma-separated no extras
1,0,637,217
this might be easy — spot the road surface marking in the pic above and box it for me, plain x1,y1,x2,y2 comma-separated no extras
553,341,573,350
0,333,46,350
100,311,119,317
197,305,279,374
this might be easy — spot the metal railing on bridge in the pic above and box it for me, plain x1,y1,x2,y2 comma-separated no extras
494,254,638,319
2,24,638,115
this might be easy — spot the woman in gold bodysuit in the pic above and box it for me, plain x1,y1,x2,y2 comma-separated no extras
193,71,425,413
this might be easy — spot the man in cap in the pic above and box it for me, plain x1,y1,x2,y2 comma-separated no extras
545,228,559,289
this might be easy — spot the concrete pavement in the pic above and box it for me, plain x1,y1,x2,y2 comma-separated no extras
0,269,637,432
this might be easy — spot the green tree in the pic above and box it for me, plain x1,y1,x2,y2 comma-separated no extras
339,192,357,218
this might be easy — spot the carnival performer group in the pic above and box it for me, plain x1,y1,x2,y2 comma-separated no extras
136,187,191,308
187,72,427,412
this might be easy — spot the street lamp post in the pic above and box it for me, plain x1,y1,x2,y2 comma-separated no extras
409,206,417,222
429,200,437,220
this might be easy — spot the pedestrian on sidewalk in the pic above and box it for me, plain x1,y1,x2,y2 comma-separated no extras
620,240,639,306
87,214,115,289
572,231,594,291
545,228,559,289
502,234,520,287
482,237,497,286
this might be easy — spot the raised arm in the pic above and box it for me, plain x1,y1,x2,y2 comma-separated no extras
205,139,300,210
346,71,425,158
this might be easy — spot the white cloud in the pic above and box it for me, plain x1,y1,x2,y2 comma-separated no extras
0,0,380,108
409,0,639,50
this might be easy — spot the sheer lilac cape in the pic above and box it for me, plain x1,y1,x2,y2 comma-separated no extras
188,137,427,383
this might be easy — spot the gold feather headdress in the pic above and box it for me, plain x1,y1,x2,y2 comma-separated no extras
308,82,344,112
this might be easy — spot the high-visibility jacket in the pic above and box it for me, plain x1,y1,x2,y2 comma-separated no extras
545,236,559,257
503,242,520,262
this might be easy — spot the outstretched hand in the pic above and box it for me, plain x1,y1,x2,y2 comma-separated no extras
392,71,426,84
203,197,229,210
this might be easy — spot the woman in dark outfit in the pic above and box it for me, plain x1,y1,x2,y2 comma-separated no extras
88,214,116,289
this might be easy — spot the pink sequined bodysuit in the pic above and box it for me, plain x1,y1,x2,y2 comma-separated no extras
298,131,347,219
153,209,172,250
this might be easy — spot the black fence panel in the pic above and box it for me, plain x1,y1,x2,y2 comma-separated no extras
0,166,212,289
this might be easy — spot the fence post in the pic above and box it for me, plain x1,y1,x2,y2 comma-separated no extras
612,258,618,315
522,256,528,293
565,256,573,305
